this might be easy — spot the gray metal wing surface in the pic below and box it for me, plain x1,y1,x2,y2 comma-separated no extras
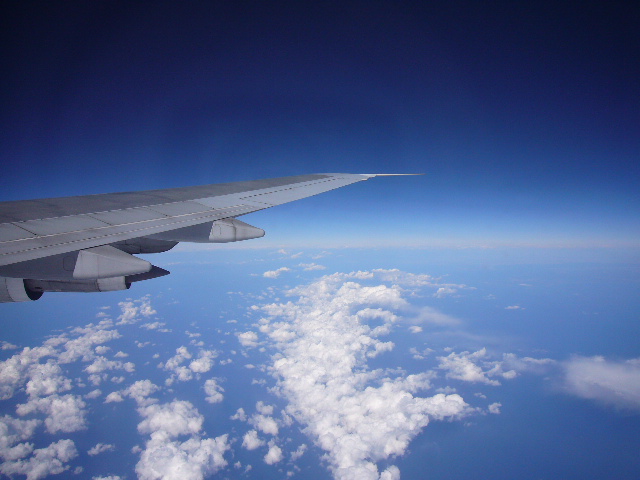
0,173,386,302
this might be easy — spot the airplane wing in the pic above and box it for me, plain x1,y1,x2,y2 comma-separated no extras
0,173,407,302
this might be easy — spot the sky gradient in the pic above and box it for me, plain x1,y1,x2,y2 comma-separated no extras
2,1,638,249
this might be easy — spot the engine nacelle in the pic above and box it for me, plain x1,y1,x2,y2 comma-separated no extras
149,218,265,243
24,277,129,294
0,277,43,302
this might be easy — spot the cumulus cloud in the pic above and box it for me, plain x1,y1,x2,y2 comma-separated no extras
135,400,230,480
255,273,469,480
105,379,159,410
0,345,58,399
237,331,259,348
0,415,40,461
16,394,87,434
88,443,115,456
117,295,156,325
250,414,279,436
563,356,640,410
438,349,503,386
242,430,265,450
161,346,218,384
85,356,135,375
263,267,291,278
437,349,555,388
488,402,502,414
203,378,224,404
0,439,78,480
263,441,283,465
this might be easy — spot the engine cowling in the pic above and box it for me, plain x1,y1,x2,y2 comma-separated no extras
0,277,43,302
24,277,130,294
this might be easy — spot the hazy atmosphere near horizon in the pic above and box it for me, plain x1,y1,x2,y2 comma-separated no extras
1,2,639,480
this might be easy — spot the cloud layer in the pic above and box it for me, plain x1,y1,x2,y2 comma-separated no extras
254,271,469,480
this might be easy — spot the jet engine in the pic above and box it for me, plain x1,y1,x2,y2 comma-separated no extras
0,277,43,302
0,267,169,302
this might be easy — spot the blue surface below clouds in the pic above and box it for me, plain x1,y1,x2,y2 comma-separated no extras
1,247,638,479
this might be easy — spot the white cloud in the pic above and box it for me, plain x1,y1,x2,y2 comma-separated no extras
135,400,229,480
85,356,135,375
203,378,224,404
237,331,259,348
161,347,218,383
140,322,166,330
563,356,640,410
250,414,279,436
409,326,423,333
1,341,19,350
263,441,283,465
434,286,457,298
16,394,87,434
117,295,156,325
488,402,502,414
189,350,218,374
263,267,291,278
242,430,265,450
230,408,247,422
299,263,326,271
380,466,400,480
0,345,58,400
85,389,102,399
0,415,40,461
255,401,274,415
290,443,307,461
0,439,78,480
437,349,502,386
104,391,124,403
505,305,523,310
88,443,115,456
256,273,469,480
25,362,72,397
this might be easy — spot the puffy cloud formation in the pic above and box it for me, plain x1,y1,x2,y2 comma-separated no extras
161,346,218,384
0,315,133,477
255,272,469,480
88,443,115,456
0,415,40,462
106,380,160,407
263,267,291,278
237,331,259,348
242,430,265,450
116,295,157,325
135,400,229,480
563,356,640,410
0,439,78,480
437,349,554,386
17,394,87,434
263,441,283,465
438,348,504,386
203,378,224,404
0,346,59,400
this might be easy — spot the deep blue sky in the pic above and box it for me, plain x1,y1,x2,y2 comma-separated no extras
2,1,638,247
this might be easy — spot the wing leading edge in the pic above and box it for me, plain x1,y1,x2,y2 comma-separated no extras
0,173,409,302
